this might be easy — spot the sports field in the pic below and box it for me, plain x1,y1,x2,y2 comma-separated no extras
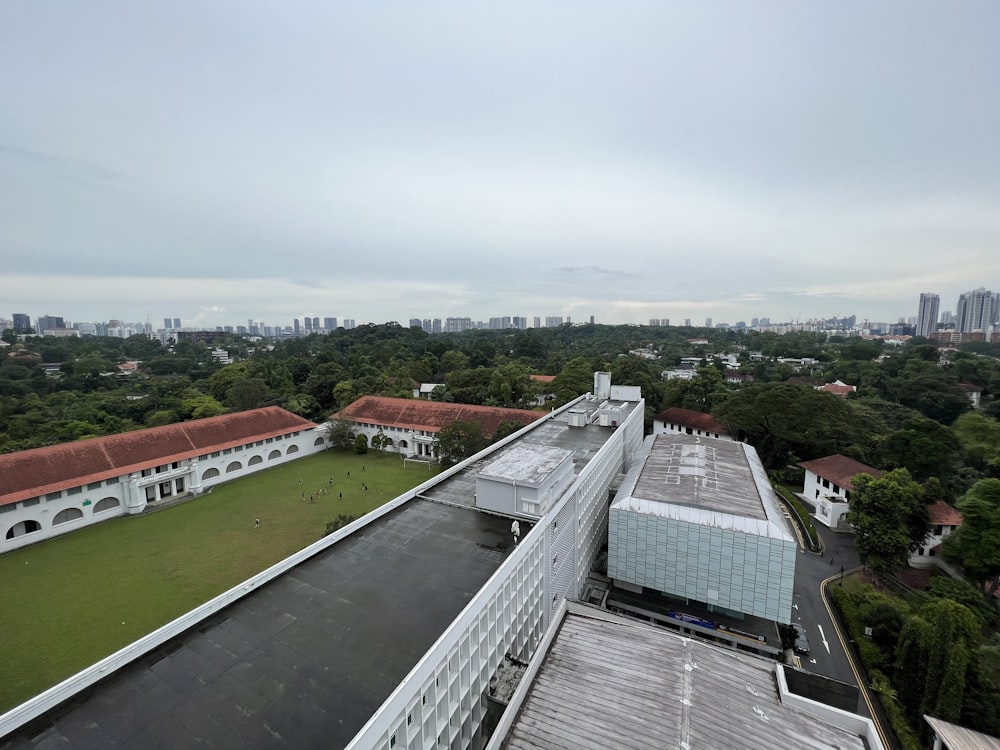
0,450,438,713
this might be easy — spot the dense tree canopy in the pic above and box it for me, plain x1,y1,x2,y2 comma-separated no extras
943,479,1000,598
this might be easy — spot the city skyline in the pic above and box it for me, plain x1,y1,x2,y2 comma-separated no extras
2,4,998,329
8,283,999,337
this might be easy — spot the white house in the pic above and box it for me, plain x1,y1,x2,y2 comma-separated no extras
331,396,543,459
910,501,963,568
652,406,732,441
798,454,881,529
0,407,325,552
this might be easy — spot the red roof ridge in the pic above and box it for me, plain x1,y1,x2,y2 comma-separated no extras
927,500,962,527
798,454,880,491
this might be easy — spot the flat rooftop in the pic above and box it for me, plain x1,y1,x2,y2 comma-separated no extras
2,500,513,749
501,607,869,750
477,444,573,485
616,435,795,541
419,399,636,510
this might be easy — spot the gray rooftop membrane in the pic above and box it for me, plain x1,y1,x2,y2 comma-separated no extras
2,500,513,749
634,434,770,519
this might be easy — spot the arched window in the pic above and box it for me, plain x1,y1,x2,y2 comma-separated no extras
226,461,242,473
53,508,84,525
286,444,299,455
94,497,120,513
398,440,408,449
6,520,41,539
313,437,325,446
268,449,281,460
202,468,221,480
248,455,263,466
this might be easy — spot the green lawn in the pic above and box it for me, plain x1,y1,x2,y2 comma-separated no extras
0,450,438,713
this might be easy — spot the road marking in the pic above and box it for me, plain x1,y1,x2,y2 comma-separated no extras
809,658,817,664
818,624,831,654
792,603,798,610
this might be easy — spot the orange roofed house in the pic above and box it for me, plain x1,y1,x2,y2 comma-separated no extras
332,396,543,459
0,407,324,552
798,454,881,529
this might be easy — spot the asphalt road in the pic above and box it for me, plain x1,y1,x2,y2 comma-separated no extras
790,515,867,709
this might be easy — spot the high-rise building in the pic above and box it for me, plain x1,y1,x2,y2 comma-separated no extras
164,318,173,329
544,316,563,327
12,313,31,332
409,318,422,329
512,316,527,329
304,318,313,331
293,318,301,335
705,317,712,328
312,317,319,330
432,318,441,334
173,318,181,329
956,288,994,332
36,315,66,334
915,293,940,337
684,318,691,327
445,317,472,333
533,316,541,328
324,317,337,330
342,319,356,330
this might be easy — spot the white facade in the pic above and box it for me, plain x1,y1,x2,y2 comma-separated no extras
475,444,575,517
347,392,646,750
803,469,852,529
1,429,326,553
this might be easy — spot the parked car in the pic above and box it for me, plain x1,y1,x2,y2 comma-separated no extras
792,623,811,654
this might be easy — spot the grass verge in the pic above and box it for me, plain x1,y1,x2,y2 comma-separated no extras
773,483,819,548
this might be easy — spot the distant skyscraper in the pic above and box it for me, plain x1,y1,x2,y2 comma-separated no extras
36,315,66,333
589,315,595,324
304,318,313,331
342,319,356,330
956,288,994,332
705,317,712,328
533,316,541,328
432,319,441,334
915,293,940,337
173,318,181,329
293,318,301,334
409,318,422,329
12,313,31,332
164,317,173,329
684,318,691,327
312,317,319,330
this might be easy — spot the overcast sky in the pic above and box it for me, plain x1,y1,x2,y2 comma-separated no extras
2,2,998,330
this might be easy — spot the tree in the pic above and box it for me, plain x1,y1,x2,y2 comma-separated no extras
353,433,368,454
434,420,488,467
846,469,929,582
326,419,354,449
879,416,960,483
943,479,1000,599
226,378,267,411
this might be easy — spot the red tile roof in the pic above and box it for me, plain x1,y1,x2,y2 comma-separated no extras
653,407,730,436
820,382,856,397
798,455,880,490
529,374,556,383
958,383,983,393
928,501,962,527
333,396,543,436
0,407,318,507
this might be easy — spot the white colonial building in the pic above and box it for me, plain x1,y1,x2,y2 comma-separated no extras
0,407,325,552
332,396,542,459
798,454,881,529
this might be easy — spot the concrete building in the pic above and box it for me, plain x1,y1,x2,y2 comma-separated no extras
798,455,881,529
608,434,797,623
491,602,883,750
916,292,940,337
652,406,732,440
0,377,647,748
956,287,995,333
0,408,324,552
332,396,543,459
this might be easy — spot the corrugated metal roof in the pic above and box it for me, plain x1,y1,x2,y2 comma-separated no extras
503,609,868,750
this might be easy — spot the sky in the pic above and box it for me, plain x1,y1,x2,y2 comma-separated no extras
1,2,998,330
